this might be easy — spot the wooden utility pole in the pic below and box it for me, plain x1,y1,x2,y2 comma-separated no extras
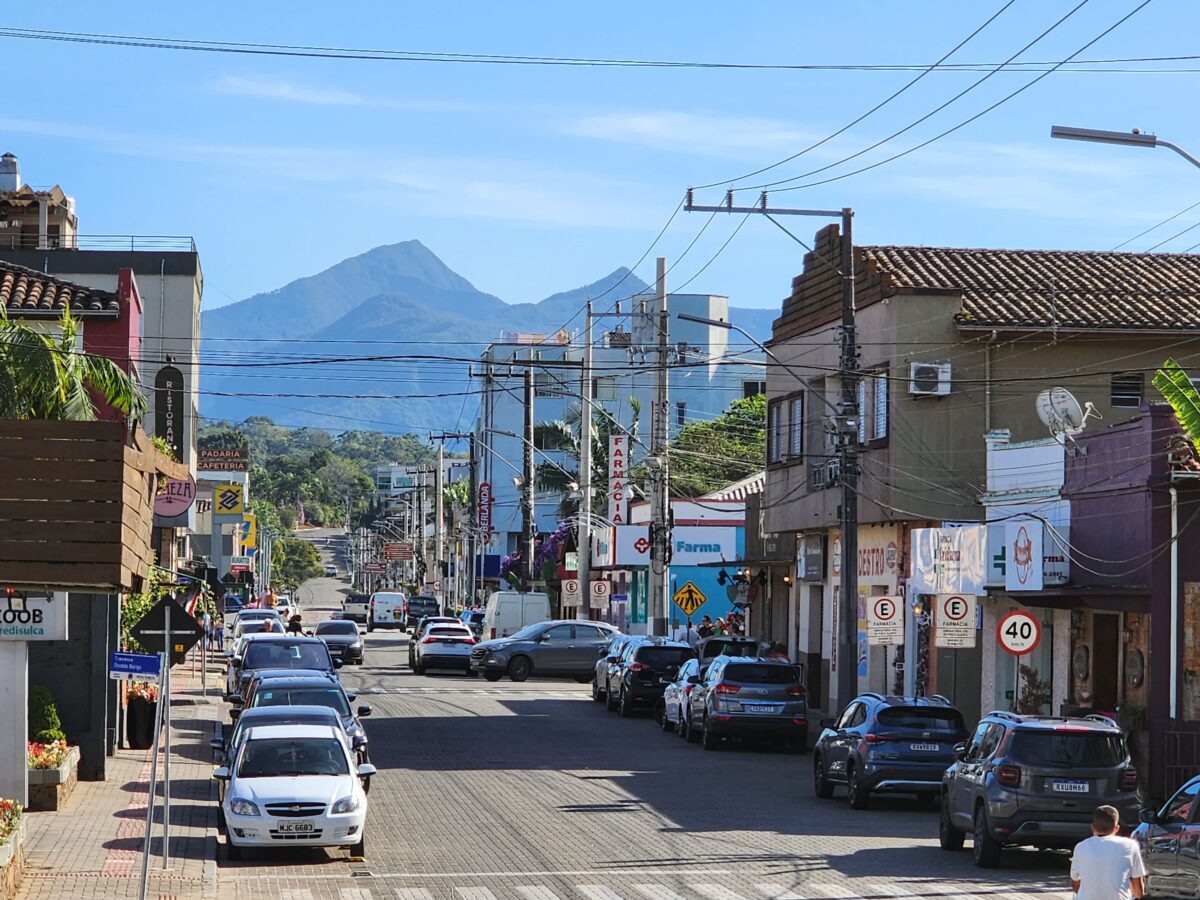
648,257,671,637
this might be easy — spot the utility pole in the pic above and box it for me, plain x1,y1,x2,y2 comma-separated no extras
683,190,858,709
416,468,427,589
435,445,445,605
522,361,537,585
648,257,671,637
577,302,594,619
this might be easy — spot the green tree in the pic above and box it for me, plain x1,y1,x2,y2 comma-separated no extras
1156,358,1200,442
533,399,640,518
273,537,323,590
0,308,146,421
667,393,766,497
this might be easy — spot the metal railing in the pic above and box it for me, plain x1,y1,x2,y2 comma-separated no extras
0,233,196,252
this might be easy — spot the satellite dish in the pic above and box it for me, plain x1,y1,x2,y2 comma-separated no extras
1036,387,1090,439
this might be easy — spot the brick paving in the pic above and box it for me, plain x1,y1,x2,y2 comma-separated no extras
16,656,221,899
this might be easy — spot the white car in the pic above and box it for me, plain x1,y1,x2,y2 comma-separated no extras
411,623,476,676
216,724,374,860
232,616,285,643
658,658,703,738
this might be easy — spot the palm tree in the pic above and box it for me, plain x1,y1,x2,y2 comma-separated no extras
0,308,147,421
533,398,640,519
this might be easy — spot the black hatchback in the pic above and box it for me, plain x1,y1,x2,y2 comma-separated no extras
813,692,968,809
605,639,695,717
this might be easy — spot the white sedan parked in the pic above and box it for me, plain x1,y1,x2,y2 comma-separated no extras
215,724,375,859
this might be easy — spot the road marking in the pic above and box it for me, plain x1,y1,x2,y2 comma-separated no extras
802,887,861,899
339,889,375,900
691,884,749,900
516,887,564,900
577,886,627,900
455,889,499,900
632,886,688,900
277,891,315,900
753,884,808,900
394,890,435,900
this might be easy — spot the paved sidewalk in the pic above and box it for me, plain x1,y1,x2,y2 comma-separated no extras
16,654,221,900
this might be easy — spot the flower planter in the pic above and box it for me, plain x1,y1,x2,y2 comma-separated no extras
126,696,158,750
0,818,27,899
27,747,79,812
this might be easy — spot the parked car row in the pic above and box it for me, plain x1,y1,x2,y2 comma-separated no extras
214,609,375,860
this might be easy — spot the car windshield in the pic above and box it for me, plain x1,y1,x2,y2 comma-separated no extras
1010,730,1124,768
252,688,351,717
428,626,470,636
316,622,358,636
466,612,484,623
410,598,439,611
637,647,695,667
243,642,330,670
877,707,966,733
236,737,350,777
723,663,800,684
232,714,336,746
238,620,284,636
702,639,756,658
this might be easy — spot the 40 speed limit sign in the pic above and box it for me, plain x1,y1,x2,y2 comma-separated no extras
996,610,1042,656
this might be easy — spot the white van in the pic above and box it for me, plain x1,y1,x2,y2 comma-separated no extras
368,592,405,632
482,591,552,640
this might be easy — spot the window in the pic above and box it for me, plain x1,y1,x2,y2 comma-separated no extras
855,372,889,443
593,377,618,401
676,401,687,426
788,395,804,457
767,400,784,464
543,624,574,642
743,381,767,398
535,372,566,398
1111,373,1143,408
837,702,864,730
1161,781,1200,825
1009,730,1124,768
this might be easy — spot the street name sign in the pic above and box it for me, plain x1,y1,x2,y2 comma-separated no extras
997,610,1042,656
109,652,161,681
672,581,706,617
934,593,977,649
384,542,414,561
130,597,204,665
361,562,387,574
866,595,903,646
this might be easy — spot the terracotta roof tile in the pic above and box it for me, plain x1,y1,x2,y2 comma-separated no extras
860,246,1200,331
0,260,118,316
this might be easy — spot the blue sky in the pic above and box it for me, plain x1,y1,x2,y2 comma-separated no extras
2,1,1198,311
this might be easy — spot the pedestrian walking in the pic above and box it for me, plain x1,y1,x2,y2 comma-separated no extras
213,615,225,652
697,615,714,639
1070,805,1146,899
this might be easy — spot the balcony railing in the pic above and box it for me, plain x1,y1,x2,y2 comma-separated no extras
0,233,197,252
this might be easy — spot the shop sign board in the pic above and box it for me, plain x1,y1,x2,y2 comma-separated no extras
214,483,244,517
934,593,977,649
911,526,986,595
154,474,197,517
1005,521,1044,592
796,533,825,583
0,591,68,641
866,595,904,646
198,448,249,472
608,436,629,525
614,525,736,566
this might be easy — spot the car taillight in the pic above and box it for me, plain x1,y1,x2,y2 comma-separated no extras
714,683,740,694
786,685,806,697
1120,768,1138,791
629,662,649,672
995,765,1021,787
422,636,437,644
864,733,895,744
684,686,694,695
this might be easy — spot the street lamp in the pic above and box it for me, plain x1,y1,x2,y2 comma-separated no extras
1050,125,1200,171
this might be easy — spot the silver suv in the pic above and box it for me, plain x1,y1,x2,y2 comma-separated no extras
940,711,1140,867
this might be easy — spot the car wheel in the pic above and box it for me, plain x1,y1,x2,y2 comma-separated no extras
362,776,371,796
701,717,721,751
655,702,670,731
226,839,243,861
217,808,227,835
605,684,618,712
847,764,869,810
484,672,502,682
414,662,425,676
939,795,965,851
367,621,374,633
348,833,365,859
591,679,605,703
678,714,690,741
618,690,635,718
973,805,1003,868
813,755,834,798
508,657,531,682
466,670,478,678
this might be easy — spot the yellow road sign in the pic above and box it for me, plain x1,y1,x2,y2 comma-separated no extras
214,483,244,516
672,581,706,617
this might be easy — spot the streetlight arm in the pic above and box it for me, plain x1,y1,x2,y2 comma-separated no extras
1158,139,1200,172
1050,124,1200,172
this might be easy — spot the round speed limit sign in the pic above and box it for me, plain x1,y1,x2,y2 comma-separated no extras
996,610,1042,656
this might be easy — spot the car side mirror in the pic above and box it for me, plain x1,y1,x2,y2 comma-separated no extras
231,655,243,666
229,709,241,721
953,742,968,761
332,659,344,669
606,655,619,663
357,705,372,717
209,738,225,752
687,675,701,685
538,633,551,643
1139,808,1160,825
819,717,836,730
357,764,377,778
346,692,357,702
306,631,314,636
213,767,231,781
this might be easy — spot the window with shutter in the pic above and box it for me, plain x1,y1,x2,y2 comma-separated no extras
789,395,804,457
856,379,867,444
767,400,784,464
872,372,888,440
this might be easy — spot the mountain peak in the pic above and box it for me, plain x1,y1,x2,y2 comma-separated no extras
352,240,477,294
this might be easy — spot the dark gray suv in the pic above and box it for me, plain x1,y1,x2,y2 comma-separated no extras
470,620,616,682
940,711,1140,867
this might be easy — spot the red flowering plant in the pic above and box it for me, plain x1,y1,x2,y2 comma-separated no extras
127,682,159,703
0,799,21,843
27,741,69,770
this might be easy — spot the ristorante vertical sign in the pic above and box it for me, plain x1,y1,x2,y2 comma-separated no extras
154,365,185,461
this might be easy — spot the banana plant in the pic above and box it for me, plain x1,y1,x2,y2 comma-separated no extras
1153,358,1200,448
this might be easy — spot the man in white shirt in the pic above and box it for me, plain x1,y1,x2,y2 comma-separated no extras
1070,805,1146,899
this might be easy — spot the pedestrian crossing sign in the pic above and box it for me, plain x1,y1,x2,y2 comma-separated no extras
672,581,706,616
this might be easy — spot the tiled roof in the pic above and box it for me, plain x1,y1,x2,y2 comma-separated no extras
860,246,1200,331
0,260,118,316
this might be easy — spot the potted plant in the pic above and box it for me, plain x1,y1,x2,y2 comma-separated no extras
126,682,159,750
0,797,25,890
27,741,79,811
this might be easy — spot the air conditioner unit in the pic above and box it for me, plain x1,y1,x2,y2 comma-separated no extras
908,361,952,397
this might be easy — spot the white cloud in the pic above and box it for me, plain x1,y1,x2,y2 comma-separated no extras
563,111,817,157
212,75,368,106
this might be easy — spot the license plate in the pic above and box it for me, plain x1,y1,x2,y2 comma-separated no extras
746,704,776,714
909,743,939,752
1052,780,1089,793
277,821,314,833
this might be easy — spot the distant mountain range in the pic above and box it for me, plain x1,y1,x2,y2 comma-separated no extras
201,241,777,434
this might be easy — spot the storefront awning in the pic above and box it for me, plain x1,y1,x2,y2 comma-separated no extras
994,586,1149,614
